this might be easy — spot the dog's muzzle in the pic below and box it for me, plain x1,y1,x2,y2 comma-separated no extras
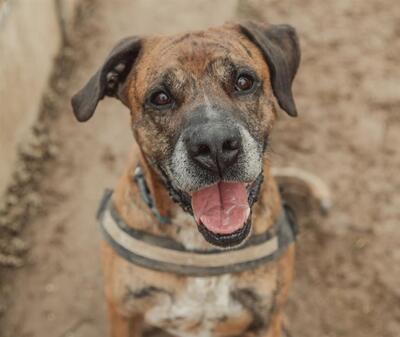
166,118,264,247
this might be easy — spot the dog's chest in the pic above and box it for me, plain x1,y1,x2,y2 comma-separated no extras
144,275,255,337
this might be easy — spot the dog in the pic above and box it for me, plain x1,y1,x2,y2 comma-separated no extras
72,21,302,337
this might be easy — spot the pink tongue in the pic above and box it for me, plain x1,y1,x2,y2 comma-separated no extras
191,182,250,235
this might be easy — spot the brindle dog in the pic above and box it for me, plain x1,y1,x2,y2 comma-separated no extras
72,21,301,337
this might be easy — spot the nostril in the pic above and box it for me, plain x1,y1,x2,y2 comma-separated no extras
191,143,211,156
198,144,210,155
222,139,240,152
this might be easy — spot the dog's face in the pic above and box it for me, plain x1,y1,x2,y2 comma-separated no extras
72,22,300,248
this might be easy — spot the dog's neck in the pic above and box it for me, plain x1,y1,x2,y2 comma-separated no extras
112,146,283,250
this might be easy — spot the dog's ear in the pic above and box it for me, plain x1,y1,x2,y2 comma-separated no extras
71,37,141,122
240,22,300,117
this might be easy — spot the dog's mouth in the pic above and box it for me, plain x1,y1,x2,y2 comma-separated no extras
191,181,252,248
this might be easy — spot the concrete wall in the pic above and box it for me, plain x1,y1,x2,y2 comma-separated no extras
0,0,78,196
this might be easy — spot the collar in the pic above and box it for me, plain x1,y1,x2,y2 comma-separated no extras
97,187,298,277
133,166,171,224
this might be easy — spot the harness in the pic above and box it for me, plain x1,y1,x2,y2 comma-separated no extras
97,169,298,277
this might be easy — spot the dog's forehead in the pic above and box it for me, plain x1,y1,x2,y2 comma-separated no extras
139,26,263,77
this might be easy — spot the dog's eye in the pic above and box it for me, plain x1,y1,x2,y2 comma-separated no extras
150,91,172,106
235,74,254,92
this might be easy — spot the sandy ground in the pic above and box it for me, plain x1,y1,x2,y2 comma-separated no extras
1,0,399,336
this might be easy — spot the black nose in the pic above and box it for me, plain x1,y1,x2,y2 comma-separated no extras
185,124,241,173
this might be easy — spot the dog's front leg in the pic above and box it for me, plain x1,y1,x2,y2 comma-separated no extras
107,301,143,337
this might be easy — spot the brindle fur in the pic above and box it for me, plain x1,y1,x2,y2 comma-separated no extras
128,25,276,176
74,22,299,337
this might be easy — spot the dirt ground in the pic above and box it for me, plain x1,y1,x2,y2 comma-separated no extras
1,0,399,336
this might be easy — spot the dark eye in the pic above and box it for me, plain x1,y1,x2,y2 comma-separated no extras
235,74,255,92
150,90,172,106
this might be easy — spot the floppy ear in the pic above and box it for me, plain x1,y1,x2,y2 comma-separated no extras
240,22,301,117
71,37,141,122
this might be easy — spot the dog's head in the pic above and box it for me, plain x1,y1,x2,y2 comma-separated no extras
72,22,300,248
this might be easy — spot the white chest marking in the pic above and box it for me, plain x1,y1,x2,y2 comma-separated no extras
145,275,245,337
